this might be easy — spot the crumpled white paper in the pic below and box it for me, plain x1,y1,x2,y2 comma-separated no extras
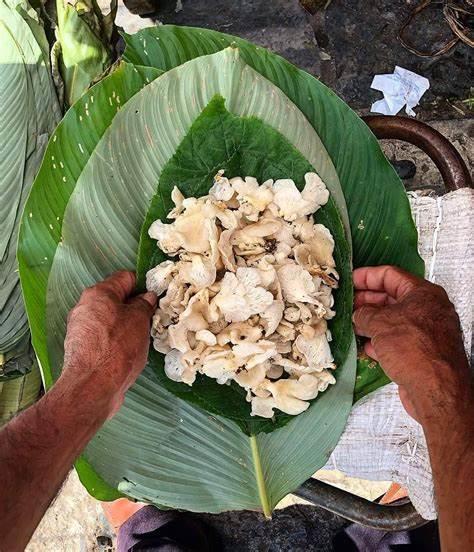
370,66,430,116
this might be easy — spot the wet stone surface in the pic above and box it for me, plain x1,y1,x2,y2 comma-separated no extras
153,0,473,119
195,504,348,551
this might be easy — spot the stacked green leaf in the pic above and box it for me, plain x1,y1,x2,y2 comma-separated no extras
0,0,60,384
54,0,117,107
18,26,423,514
0,361,42,424
136,93,353,435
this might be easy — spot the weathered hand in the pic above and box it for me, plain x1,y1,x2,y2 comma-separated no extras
353,265,470,422
62,271,157,417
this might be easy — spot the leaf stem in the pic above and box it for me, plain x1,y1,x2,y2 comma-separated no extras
250,435,271,519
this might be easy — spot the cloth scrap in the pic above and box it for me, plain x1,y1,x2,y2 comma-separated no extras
370,66,430,116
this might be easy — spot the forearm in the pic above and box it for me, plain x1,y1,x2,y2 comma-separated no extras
0,370,112,551
417,372,474,552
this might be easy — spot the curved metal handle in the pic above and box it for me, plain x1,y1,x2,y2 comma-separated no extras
295,478,427,531
362,115,472,191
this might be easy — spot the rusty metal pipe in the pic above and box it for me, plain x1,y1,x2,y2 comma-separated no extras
362,115,472,191
295,478,427,531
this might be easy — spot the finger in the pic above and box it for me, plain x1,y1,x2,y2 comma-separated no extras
364,340,379,361
352,305,386,338
128,291,157,315
353,266,421,300
95,271,136,303
354,290,395,309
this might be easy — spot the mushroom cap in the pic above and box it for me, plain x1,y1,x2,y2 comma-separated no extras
295,333,334,372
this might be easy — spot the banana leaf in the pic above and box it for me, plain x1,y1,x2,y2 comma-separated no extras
19,27,422,513
54,0,118,106
0,0,60,368
0,333,36,381
354,353,391,403
0,363,42,424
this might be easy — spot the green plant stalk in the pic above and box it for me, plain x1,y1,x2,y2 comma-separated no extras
250,436,271,518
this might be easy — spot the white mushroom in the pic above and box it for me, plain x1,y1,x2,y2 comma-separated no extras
234,362,268,389
259,375,320,415
149,202,213,254
251,396,276,418
216,321,262,346
295,333,335,372
276,319,296,342
213,268,274,323
302,172,329,208
209,171,234,201
159,279,187,318
309,224,336,267
195,329,217,346
266,364,284,379
146,261,177,296
218,228,237,272
232,340,278,369
260,299,284,336
232,219,281,257
284,306,300,322
291,217,316,242
277,264,317,304
179,254,216,290
231,176,274,220
168,186,186,219
271,173,329,223
316,369,337,391
164,349,196,385
200,347,238,384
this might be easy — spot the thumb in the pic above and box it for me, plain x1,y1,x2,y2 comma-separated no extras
129,291,157,315
353,305,385,338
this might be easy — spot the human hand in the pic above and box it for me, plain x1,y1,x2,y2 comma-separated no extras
353,266,470,423
62,271,157,418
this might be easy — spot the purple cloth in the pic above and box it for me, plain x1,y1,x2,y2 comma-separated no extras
117,506,217,552
345,523,411,551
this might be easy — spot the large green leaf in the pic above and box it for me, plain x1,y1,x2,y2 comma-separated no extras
354,353,391,403
0,0,60,362
123,25,424,404
18,62,163,387
137,94,352,435
20,48,356,512
123,25,423,276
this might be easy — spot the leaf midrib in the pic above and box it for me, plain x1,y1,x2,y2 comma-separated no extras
250,435,271,517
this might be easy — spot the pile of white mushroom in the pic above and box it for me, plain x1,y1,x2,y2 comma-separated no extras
146,171,339,418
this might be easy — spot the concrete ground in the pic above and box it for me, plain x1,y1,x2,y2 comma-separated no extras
27,472,115,552
27,0,472,550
